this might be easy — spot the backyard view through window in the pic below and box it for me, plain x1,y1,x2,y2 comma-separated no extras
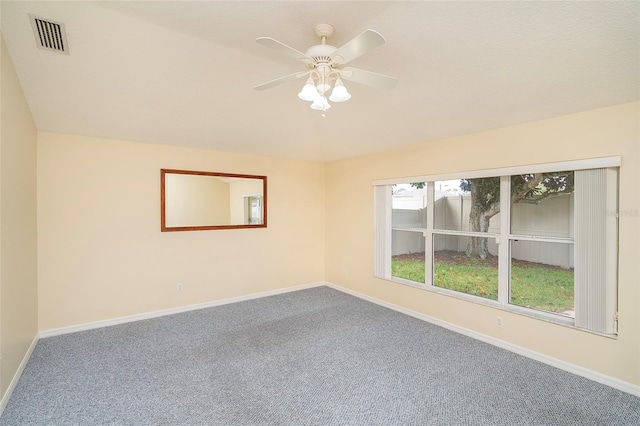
432,177,500,302
391,176,574,313
432,235,498,301
377,161,619,333
391,183,427,283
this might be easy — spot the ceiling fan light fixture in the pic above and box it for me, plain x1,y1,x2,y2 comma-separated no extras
310,96,331,111
255,24,397,114
329,78,351,102
298,78,320,101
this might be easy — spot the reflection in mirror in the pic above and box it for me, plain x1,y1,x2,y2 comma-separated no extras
161,169,267,231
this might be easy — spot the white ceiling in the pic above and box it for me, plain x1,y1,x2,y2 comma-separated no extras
1,1,638,162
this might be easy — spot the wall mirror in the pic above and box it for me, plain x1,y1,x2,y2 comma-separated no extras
161,169,267,231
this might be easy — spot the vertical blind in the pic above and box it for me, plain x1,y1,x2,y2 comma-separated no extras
574,168,618,334
373,186,391,278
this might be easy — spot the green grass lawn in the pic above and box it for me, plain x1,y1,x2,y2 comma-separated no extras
392,254,574,314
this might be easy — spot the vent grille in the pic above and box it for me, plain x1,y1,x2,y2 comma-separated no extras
29,15,68,54
312,55,332,63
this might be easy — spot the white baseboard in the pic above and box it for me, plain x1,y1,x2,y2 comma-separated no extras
39,282,324,338
324,281,640,398
0,334,39,417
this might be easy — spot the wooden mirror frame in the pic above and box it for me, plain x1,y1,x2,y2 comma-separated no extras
161,169,267,231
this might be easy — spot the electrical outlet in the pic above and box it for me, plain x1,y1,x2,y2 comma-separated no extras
176,283,183,292
496,317,504,328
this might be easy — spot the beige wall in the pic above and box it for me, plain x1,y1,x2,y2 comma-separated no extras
37,133,325,330
325,102,640,385
165,174,231,227
0,36,38,398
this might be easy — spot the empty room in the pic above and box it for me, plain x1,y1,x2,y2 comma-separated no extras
1,1,639,424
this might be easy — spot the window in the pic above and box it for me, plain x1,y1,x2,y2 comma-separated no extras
508,172,575,318
432,176,501,301
374,157,620,335
391,183,427,284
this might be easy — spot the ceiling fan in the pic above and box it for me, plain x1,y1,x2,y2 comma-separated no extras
253,24,398,112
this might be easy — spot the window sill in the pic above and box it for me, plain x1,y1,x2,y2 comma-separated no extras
382,275,617,339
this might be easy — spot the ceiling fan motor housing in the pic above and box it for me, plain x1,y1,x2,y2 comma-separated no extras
306,44,338,68
306,24,341,69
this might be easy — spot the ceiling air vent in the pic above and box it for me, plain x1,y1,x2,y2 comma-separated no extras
29,14,68,54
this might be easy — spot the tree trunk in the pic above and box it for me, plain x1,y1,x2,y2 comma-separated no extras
466,181,500,259
466,211,492,259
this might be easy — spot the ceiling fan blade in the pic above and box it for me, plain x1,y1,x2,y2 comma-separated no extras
253,71,307,91
340,67,398,90
330,29,386,65
256,37,315,65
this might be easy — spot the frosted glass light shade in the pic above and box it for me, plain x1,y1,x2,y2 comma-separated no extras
310,96,331,111
329,79,351,102
298,78,320,101
316,82,331,93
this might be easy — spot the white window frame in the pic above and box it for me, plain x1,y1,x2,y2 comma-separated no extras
373,157,620,336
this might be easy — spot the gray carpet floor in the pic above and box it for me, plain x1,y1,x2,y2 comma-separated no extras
1,286,639,425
